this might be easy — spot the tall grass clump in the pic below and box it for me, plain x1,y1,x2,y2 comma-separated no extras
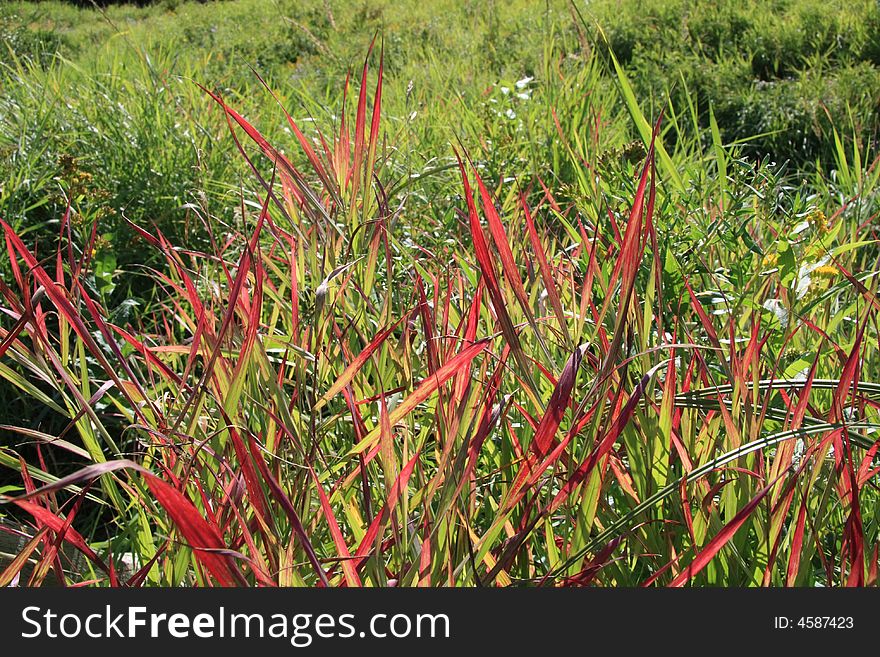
1,10,880,587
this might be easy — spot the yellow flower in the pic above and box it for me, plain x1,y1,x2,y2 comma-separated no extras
761,252,778,267
812,264,837,278
806,210,829,235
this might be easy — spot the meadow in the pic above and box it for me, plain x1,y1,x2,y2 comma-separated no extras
0,0,879,587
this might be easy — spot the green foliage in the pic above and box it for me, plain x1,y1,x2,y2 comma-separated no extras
0,16,69,69
0,0,879,588
587,0,880,166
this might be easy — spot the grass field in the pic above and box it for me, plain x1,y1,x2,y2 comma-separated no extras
1,0,879,587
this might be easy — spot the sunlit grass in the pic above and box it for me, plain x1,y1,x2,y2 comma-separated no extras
1,1,879,587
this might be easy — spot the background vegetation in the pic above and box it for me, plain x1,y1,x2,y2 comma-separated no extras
0,0,879,586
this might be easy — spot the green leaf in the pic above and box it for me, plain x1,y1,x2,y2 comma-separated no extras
93,246,117,301
776,239,797,287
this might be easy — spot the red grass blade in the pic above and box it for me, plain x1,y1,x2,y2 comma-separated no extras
142,474,242,587
549,362,666,512
352,452,419,570
314,314,407,410
247,437,331,587
11,501,108,575
669,473,784,587
349,338,491,455
309,468,361,587
455,153,538,401
3,460,145,503
532,344,587,457
522,194,572,347
474,172,549,360
0,526,49,587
